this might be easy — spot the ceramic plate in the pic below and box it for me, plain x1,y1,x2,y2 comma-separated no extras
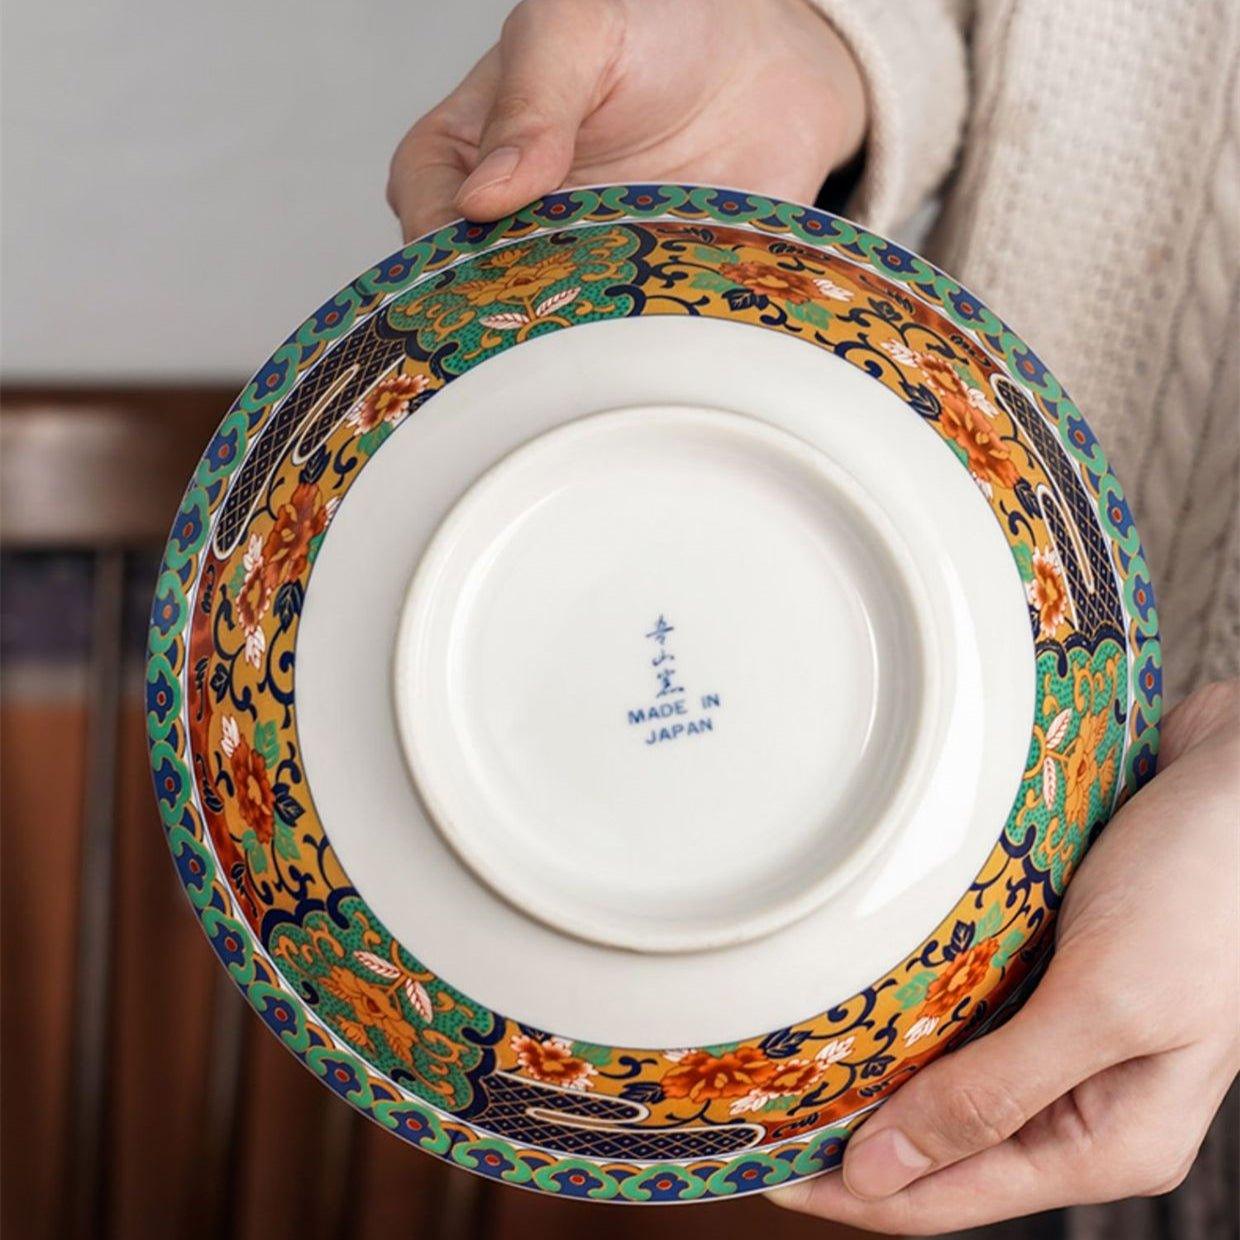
147,185,1162,1203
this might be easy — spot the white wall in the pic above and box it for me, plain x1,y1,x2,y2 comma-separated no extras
1,0,515,380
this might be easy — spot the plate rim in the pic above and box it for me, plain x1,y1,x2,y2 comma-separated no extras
146,182,1162,1203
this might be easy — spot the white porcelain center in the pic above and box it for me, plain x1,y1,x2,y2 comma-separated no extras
394,406,941,953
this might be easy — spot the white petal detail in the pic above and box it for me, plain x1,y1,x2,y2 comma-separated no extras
244,625,266,669
813,277,854,302
243,533,264,572
881,339,921,367
479,311,530,329
815,1036,854,1065
904,1015,940,1046
353,950,401,979
404,978,433,1023
534,285,580,317
966,386,998,418
1045,707,1074,751
219,714,240,757
729,1090,773,1117
1042,756,1059,809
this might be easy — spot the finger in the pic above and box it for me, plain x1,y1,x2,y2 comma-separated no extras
387,51,499,242
828,953,1137,1201
770,1049,1224,1234
772,1124,1091,1236
771,1137,1066,1235
1156,679,1240,768
454,0,625,220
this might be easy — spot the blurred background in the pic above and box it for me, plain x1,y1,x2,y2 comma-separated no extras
0,2,875,1237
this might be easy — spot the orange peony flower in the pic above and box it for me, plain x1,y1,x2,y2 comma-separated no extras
349,372,427,435
1027,547,1070,637
264,482,328,585
922,938,999,1019
321,965,415,1064
719,260,822,304
940,401,1020,491
663,1047,777,1102
230,736,275,844
1064,707,1109,828
509,1035,596,1090
457,248,578,305
919,353,1020,492
764,1058,825,1096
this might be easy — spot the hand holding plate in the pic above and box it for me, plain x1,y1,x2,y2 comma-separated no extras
772,680,1240,1232
386,0,867,240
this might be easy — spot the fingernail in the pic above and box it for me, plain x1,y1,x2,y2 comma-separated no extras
458,146,521,204
843,1129,932,1199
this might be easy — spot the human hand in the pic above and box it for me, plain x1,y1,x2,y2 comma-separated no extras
772,679,1240,1234
387,0,866,241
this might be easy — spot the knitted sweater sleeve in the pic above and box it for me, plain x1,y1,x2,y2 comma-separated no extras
808,0,971,232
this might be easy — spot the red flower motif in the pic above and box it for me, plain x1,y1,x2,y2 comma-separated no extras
922,938,1000,1019
918,353,1020,492
719,260,822,304
348,372,428,434
263,482,329,585
230,736,275,844
765,1058,825,1096
1027,547,1070,637
510,1035,596,1089
662,1047,776,1102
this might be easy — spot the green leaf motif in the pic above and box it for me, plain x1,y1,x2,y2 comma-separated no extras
691,245,738,266
569,1041,613,1067
254,720,280,769
993,929,1025,968
786,299,833,329
306,531,326,567
893,970,937,1010
356,422,394,457
227,559,247,595
274,819,299,861
1012,542,1035,582
954,361,981,389
689,270,736,293
974,902,1002,942
240,829,268,875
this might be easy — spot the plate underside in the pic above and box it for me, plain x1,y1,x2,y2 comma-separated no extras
151,187,1157,1202
298,315,1035,1047
395,404,942,953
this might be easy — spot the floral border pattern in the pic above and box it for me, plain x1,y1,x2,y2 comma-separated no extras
147,185,1161,1203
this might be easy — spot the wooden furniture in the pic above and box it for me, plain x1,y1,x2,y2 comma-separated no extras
0,387,866,1240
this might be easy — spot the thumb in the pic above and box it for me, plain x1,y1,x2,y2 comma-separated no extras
454,0,623,220
839,953,1132,1200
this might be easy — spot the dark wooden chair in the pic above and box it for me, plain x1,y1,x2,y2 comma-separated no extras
0,387,862,1240
0,389,393,1240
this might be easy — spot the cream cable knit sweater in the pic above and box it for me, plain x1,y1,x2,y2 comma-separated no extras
814,0,1239,709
